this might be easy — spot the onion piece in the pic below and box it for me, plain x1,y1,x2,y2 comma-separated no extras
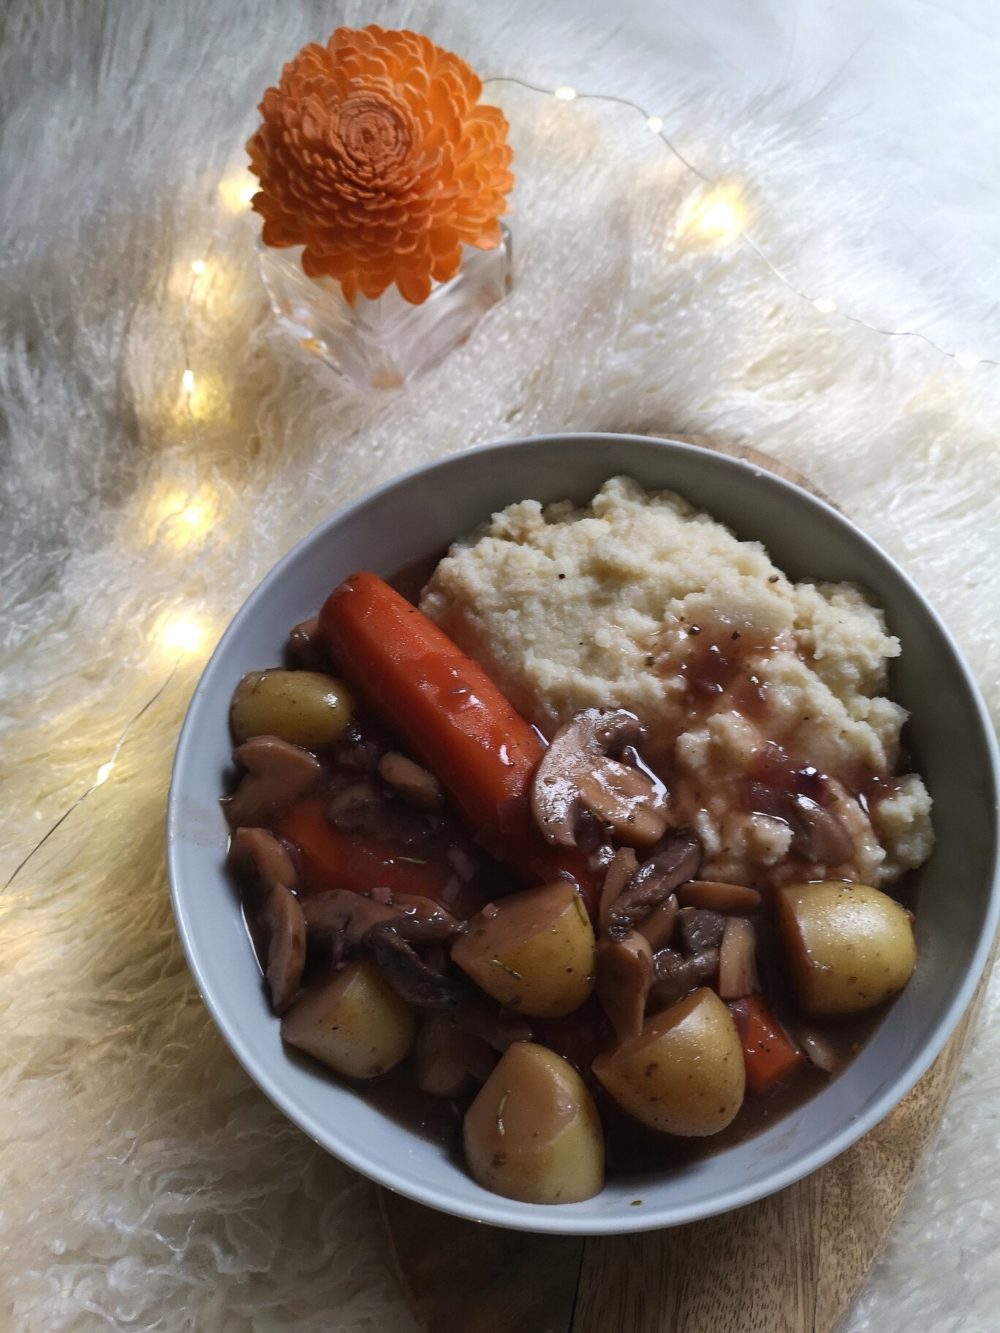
796,1027,839,1074
717,917,760,1000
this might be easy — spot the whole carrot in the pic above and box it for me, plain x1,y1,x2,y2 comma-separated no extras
318,572,601,907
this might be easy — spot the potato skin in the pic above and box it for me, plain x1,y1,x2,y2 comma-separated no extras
593,988,745,1136
451,882,595,1017
230,669,354,746
464,1042,604,1203
281,960,415,1078
777,881,916,1016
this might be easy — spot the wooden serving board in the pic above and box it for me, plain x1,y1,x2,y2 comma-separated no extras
380,439,995,1333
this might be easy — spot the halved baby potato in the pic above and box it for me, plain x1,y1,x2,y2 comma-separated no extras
281,959,415,1078
593,987,745,1136
451,881,595,1017
230,669,354,746
464,1042,604,1204
777,881,916,1016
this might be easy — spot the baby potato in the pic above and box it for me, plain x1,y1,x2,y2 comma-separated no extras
230,669,354,746
451,882,595,1017
464,1042,604,1204
777,881,916,1016
281,960,415,1078
593,988,745,1136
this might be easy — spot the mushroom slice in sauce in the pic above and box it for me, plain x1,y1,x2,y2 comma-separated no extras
451,995,533,1051
677,907,725,956
287,616,325,670
717,917,760,1000
598,847,639,934
391,894,465,943
228,827,306,1014
787,794,855,866
648,946,720,1009
302,889,399,952
607,830,702,939
595,931,654,1042
414,1013,497,1098
677,880,762,914
364,921,464,1008
635,894,679,951
378,752,445,811
224,735,322,829
530,709,669,849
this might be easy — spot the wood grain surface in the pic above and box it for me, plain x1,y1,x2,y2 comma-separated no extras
381,439,995,1333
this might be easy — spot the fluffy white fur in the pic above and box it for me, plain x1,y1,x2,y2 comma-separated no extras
1,1,998,1329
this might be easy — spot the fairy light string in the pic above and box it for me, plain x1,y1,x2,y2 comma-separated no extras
484,74,998,369
5,73,995,890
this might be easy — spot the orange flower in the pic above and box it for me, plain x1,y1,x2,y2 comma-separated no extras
246,26,514,305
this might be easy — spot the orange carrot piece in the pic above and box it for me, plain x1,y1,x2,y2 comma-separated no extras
729,994,805,1094
277,799,455,902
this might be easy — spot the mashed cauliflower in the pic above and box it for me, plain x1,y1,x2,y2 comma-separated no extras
421,476,933,888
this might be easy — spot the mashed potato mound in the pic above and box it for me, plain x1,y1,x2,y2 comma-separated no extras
421,476,933,888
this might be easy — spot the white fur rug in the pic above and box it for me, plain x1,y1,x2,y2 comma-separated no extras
2,1,998,1329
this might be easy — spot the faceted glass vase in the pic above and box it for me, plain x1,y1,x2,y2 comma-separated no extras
258,225,513,389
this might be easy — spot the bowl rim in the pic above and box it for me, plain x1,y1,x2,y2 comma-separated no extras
166,431,1000,1235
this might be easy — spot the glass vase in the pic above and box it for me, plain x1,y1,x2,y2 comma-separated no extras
258,225,513,389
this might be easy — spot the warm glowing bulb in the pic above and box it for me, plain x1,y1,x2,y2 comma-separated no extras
159,613,207,655
218,173,257,212
677,184,746,246
181,369,195,394
191,259,206,276
554,85,577,101
179,502,208,532
646,115,663,133
954,350,979,370
699,198,739,235
813,297,838,314
146,486,218,548
95,762,115,787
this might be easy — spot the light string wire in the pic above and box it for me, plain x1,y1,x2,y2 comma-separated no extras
3,663,182,891
5,68,995,890
2,242,222,892
484,74,999,369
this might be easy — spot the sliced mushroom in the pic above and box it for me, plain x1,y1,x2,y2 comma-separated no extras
788,794,855,866
649,946,720,1009
287,616,326,670
378,752,445,811
595,931,654,1042
635,893,679,950
677,880,762,914
677,907,725,955
451,995,533,1051
598,847,639,934
414,1013,497,1097
531,709,669,849
607,830,702,938
302,889,399,952
223,736,322,829
717,917,760,1000
364,922,463,1008
228,828,306,1014
392,894,465,943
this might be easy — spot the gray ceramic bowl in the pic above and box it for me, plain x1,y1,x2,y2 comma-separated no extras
166,433,999,1234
